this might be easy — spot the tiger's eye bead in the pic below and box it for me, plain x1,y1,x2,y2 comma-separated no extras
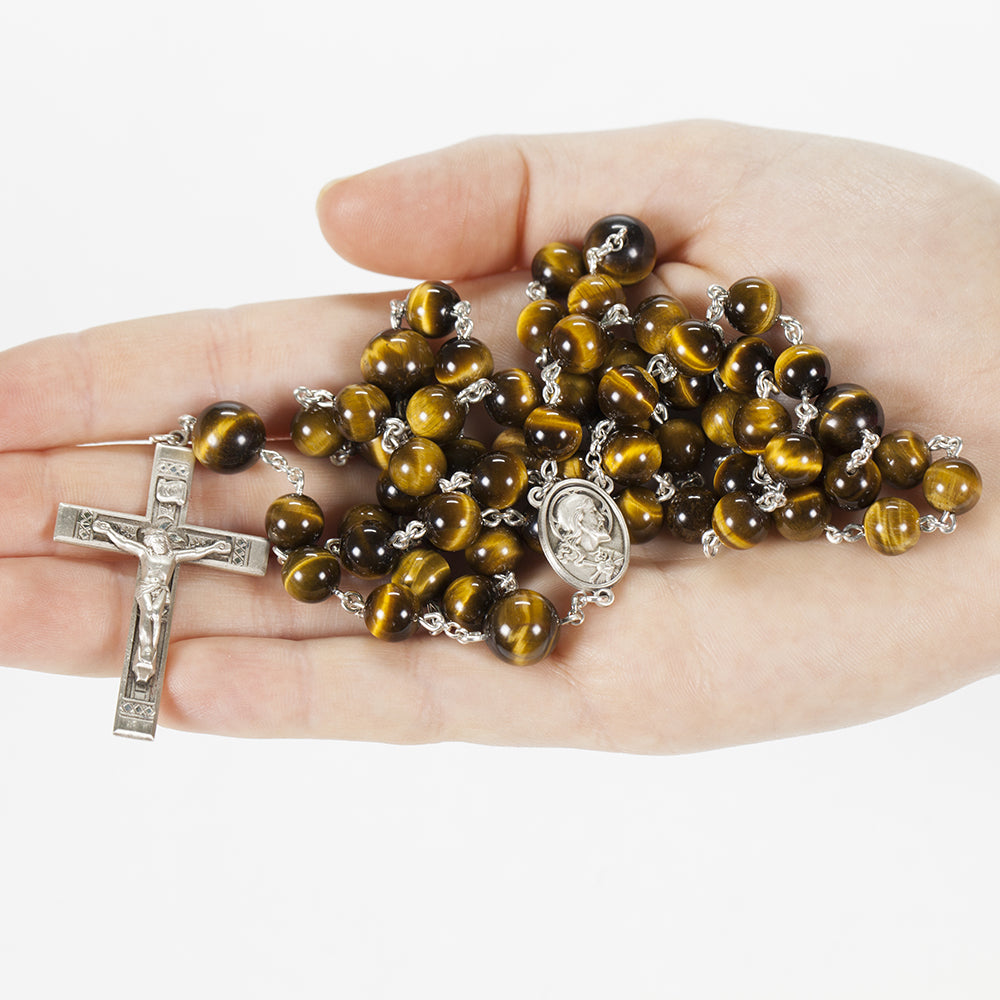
863,497,921,556
712,492,771,549
360,328,435,399
484,589,560,666
358,436,391,471
517,299,564,355
666,486,717,544
662,373,712,410
524,406,584,461
599,338,650,378
774,485,831,541
491,428,530,464
531,242,585,298
334,382,392,443
443,574,495,630
566,273,626,319
719,337,776,395
290,406,345,458
442,436,489,473
823,455,882,510
484,369,541,427
340,503,394,533
724,277,782,336
339,519,397,579
364,582,420,642
701,390,751,449
391,548,451,603
733,397,792,455
281,546,341,603
549,315,612,374
763,431,824,487
616,487,663,543
598,365,659,424
465,526,525,576
434,336,494,390
774,344,831,399
633,295,691,355
815,384,885,455
923,458,982,514
583,214,657,285
405,385,465,442
665,320,724,376
376,472,422,517
555,371,600,420
470,451,529,509
405,281,460,338
423,492,482,551
192,401,265,474
266,494,325,549
656,418,706,476
874,430,931,489
713,452,757,496
602,428,661,485
388,437,448,497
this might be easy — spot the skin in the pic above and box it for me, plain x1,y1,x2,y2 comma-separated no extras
1,121,998,751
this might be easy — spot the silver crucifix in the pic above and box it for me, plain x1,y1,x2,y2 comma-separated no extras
54,443,269,740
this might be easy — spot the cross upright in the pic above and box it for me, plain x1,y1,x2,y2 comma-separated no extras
54,442,269,739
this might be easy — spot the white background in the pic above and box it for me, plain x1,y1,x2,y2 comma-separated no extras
2,2,998,997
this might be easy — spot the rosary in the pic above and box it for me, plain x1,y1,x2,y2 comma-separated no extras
54,215,983,738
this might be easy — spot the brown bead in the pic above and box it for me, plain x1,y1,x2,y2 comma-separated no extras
358,437,391,471
616,487,663,543
290,406,345,458
443,574,495,630
465,526,525,575
923,458,982,514
484,369,541,427
774,485,831,541
388,437,448,497
524,406,584,461
364,582,420,642
774,344,831,399
491,428,530,464
666,486,717,544
815,384,884,455
657,418,706,476
434,336,494,390
549,315,612,374
583,215,657,285
733,397,792,455
824,455,882,510
334,382,392,443
719,336,775,395
484,589,560,666
634,295,691,355
602,428,662,485
864,497,921,556
762,431,824,487
713,452,757,496
517,299,564,355
442,436,489,473
598,365,659,424
555,371,599,420
566,273,626,319
405,281,460,338
340,503,395,533
665,320,724,376
405,385,465,442
712,492,771,549
469,451,529,509
724,277,782,336
875,430,931,489
281,546,340,602
701,390,751,448
360,328,435,399
423,492,482,551
192,401,265,474
339,519,397,579
266,493,325,549
391,548,451,603
662,373,712,410
376,472,422,517
531,242,585,298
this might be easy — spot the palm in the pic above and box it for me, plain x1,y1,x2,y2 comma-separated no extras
2,122,997,750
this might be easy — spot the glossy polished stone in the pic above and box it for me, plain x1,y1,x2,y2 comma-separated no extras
405,385,465,442
388,437,448,497
874,430,931,489
733,397,792,456
364,582,420,642
823,455,882,510
281,546,340,602
391,548,451,603
443,574,495,630
657,418,706,476
290,406,345,458
815,383,884,454
719,336,775,395
469,451,529,509
531,242,585,297
442,436,489,473
523,406,584,461
666,486,717,544
360,328,435,399
555,370,600,420
633,294,691,355
484,369,542,427
549,315,612,374
334,382,392,443
434,336,494,390
774,344,831,399
376,472,423,517
484,589,560,666
405,280,460,338
701,390,751,448
863,497,920,556
724,277,782,335
762,431,824,487
583,214,657,285
665,320,724,376
713,452,757,496
339,502,395,533
774,485,831,541
598,365,659,424
601,428,661,485
923,457,982,514
566,273,626,319
192,401,265,474
339,519,397,579
517,299,564,355
423,492,482,551
712,491,771,549
465,525,525,575
616,487,663,543
661,373,712,410
266,493,325,550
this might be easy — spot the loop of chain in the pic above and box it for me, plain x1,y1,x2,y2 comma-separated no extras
481,508,529,528
646,354,678,384
528,460,560,507
706,284,728,323
526,280,547,302
389,299,406,330
452,300,474,340
585,225,627,274
600,303,632,330
928,434,963,458
541,357,564,406
389,519,428,550
651,402,670,425
380,417,411,454
702,529,722,559
845,428,881,474
795,399,818,433
756,371,780,399
438,470,473,494
779,314,804,345
329,443,355,467
584,419,616,493
653,473,676,503
456,377,495,408
332,588,366,618
260,449,305,494
492,572,519,596
560,588,614,627
293,386,335,410
418,610,485,643
751,458,787,512
920,511,958,534
825,523,865,544
151,414,196,447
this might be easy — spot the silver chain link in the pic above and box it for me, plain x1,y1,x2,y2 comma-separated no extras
456,377,495,408
528,459,560,507
584,419,616,493
928,434,963,458
389,519,428,550
526,280,547,301
260,449,305,494
795,398,818,433
380,417,411,454
751,458,787,512
779,314,805,345
293,386,336,410
646,354,678,385
492,572,519,596
560,588,614,627
332,588,366,618
418,609,485,643
756,370,780,399
541,357,563,406
389,299,406,331
702,529,722,558
585,225,628,274
329,443,355,467
653,473,676,503
600,303,632,330
480,508,528,528
825,523,865,544
845,428,881,474
438,470,473,494
706,284,728,323
919,511,957,534
151,414,197,447
452,300,474,340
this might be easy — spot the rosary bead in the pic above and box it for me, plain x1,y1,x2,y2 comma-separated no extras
719,336,776,395
616,487,663,543
922,457,982,514
423,492,482,551
491,428,531,464
666,486,717,544
524,406,584,461
733,397,793,455
334,382,392,443
874,430,931,489
388,437,448,497
358,437,391,471
192,401,266,474
566,273,626,319
549,315,612,374
339,519,398,579
555,370,600,420
266,494,325,550
599,338,650,382
815,384,884,454
290,406,345,458
665,320,725,376
405,281,460,338
531,241,585,298
633,294,691,355
360,328,435,399
774,485,831,541
465,525,525,575
662,372,713,410
762,431,824,487
391,548,452,603
442,436,489,473
601,428,662,486
724,277,782,336
469,451,529,509
823,455,882,510
405,385,465,442
281,546,340,603
376,472,423,517
863,497,921,556
484,368,542,426
517,299,564,355
712,491,771,549
773,344,831,399
701,389,751,449
443,574,495,630
434,336,494,390
583,214,657,285
364,582,420,642
598,365,659,424
484,589,560,666
340,502,395,533
713,451,758,496
657,418,706,476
